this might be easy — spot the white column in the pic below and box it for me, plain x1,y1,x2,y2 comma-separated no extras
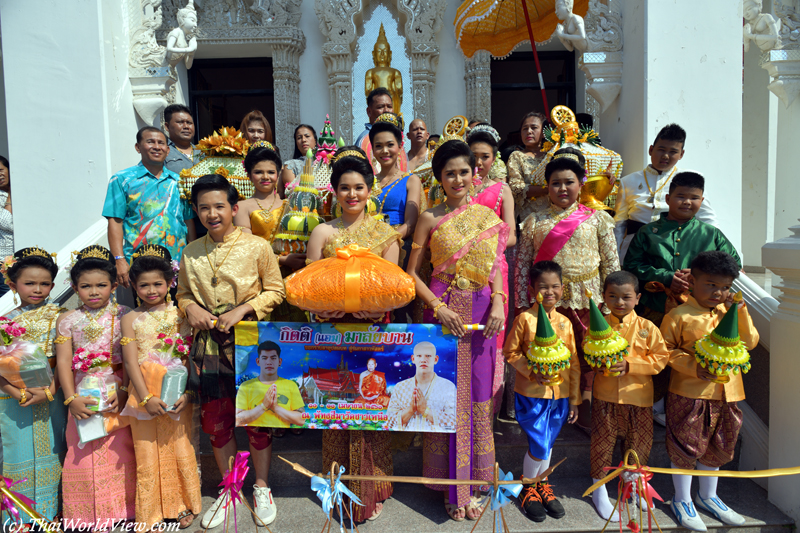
601,0,744,250
763,222,800,522
464,51,491,123
272,39,305,158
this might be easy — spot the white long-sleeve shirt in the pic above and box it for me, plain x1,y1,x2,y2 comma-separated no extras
613,166,717,260
0,191,13,259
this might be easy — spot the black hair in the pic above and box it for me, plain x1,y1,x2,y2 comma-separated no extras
7,250,57,284
367,87,392,107
292,124,318,159
653,123,686,147
369,120,403,145
603,270,640,294
244,146,282,175
330,146,375,190
191,174,239,207
164,104,192,125
519,111,547,131
70,246,116,285
501,145,523,165
669,171,704,193
530,260,562,288
544,147,586,182
467,123,499,152
431,140,475,183
258,340,281,357
690,251,740,280
0,156,9,170
136,126,167,144
129,245,174,286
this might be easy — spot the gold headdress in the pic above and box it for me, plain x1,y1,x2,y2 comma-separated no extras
374,113,404,131
331,150,367,164
552,152,581,164
14,247,57,261
131,244,172,263
73,245,113,263
250,140,278,153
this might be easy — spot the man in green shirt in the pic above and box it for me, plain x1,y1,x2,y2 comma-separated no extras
623,171,741,321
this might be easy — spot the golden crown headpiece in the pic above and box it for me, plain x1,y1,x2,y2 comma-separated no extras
73,245,112,263
331,150,367,164
14,246,56,261
131,244,172,263
374,113,404,131
250,140,277,153
552,152,581,164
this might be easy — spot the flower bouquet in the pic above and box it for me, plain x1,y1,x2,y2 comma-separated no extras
122,332,191,420
0,317,53,389
694,293,751,384
525,294,572,385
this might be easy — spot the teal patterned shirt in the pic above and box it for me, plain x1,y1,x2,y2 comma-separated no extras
102,162,194,260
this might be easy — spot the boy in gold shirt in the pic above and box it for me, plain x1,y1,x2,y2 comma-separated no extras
504,261,580,523
589,271,669,520
660,251,758,531
177,174,286,528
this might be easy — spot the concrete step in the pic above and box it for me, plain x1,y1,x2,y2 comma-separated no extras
191,475,792,533
197,417,712,489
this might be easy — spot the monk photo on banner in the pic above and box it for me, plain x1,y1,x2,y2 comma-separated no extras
233,321,458,432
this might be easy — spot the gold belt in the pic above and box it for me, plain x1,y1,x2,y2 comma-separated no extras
433,272,484,293
562,268,599,299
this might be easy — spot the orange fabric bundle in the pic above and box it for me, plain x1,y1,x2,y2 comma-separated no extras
0,356,21,388
285,245,415,314
125,360,167,415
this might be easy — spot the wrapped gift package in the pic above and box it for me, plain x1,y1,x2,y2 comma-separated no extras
161,366,188,410
77,373,117,412
0,342,53,389
76,413,107,445
285,245,415,314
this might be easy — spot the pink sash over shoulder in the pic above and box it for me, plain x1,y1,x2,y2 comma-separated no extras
535,204,595,262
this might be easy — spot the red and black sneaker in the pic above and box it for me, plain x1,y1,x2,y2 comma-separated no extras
519,484,547,522
538,481,566,519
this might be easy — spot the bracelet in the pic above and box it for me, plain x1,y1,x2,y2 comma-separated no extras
139,393,154,407
64,393,78,406
53,335,70,345
432,302,448,319
119,385,128,393
114,255,125,261
491,291,508,305
44,388,54,402
18,388,27,405
120,337,135,346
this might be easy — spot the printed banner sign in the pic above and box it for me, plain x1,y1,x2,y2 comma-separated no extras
234,322,458,432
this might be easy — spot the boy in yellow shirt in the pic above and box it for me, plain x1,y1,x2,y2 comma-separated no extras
660,251,759,531
589,271,669,520
504,261,580,522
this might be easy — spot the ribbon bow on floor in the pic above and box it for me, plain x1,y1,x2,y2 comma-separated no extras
202,451,260,533
0,477,60,531
311,464,363,533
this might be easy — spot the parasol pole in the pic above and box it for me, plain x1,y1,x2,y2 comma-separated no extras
519,0,550,116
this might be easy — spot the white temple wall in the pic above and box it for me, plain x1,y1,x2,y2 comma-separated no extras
299,0,328,129
0,58,9,159
433,0,466,134
0,0,138,251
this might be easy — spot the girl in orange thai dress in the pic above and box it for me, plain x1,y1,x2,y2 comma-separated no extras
121,244,201,530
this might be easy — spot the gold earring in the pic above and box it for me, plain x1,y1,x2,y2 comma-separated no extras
166,293,172,304
12,290,18,306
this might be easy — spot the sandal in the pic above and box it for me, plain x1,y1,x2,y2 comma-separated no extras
466,495,486,520
177,510,195,529
367,501,384,521
444,496,465,522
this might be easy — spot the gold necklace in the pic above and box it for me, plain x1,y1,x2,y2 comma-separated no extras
643,166,677,204
81,303,117,349
17,304,58,357
204,229,243,287
254,192,280,214
146,304,174,336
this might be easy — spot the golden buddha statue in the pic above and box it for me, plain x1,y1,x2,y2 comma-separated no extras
364,24,403,110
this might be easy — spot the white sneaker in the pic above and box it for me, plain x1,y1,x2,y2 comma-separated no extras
695,494,746,526
201,489,232,529
671,500,707,531
253,485,277,526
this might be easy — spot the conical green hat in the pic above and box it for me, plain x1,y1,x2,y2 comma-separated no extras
586,290,613,340
710,293,742,345
533,293,557,346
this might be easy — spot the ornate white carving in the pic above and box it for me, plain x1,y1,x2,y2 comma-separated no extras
129,1,172,126
166,0,198,69
762,49,800,107
464,51,492,123
744,0,781,53
555,0,588,54
580,0,623,114
272,42,304,157
776,0,800,50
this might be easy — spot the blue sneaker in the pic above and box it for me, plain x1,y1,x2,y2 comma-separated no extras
695,495,745,526
670,500,707,532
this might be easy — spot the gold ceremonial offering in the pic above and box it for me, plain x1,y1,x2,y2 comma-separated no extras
582,290,629,377
581,174,616,211
179,126,253,201
694,292,751,385
524,294,572,386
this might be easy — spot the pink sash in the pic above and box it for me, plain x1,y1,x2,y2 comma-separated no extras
534,204,595,262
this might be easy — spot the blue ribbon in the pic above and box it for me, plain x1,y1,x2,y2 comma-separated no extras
310,466,363,533
481,468,523,531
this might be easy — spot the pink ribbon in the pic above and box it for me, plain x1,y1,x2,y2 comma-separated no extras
534,204,594,263
603,463,663,533
217,451,250,533
1,476,37,525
